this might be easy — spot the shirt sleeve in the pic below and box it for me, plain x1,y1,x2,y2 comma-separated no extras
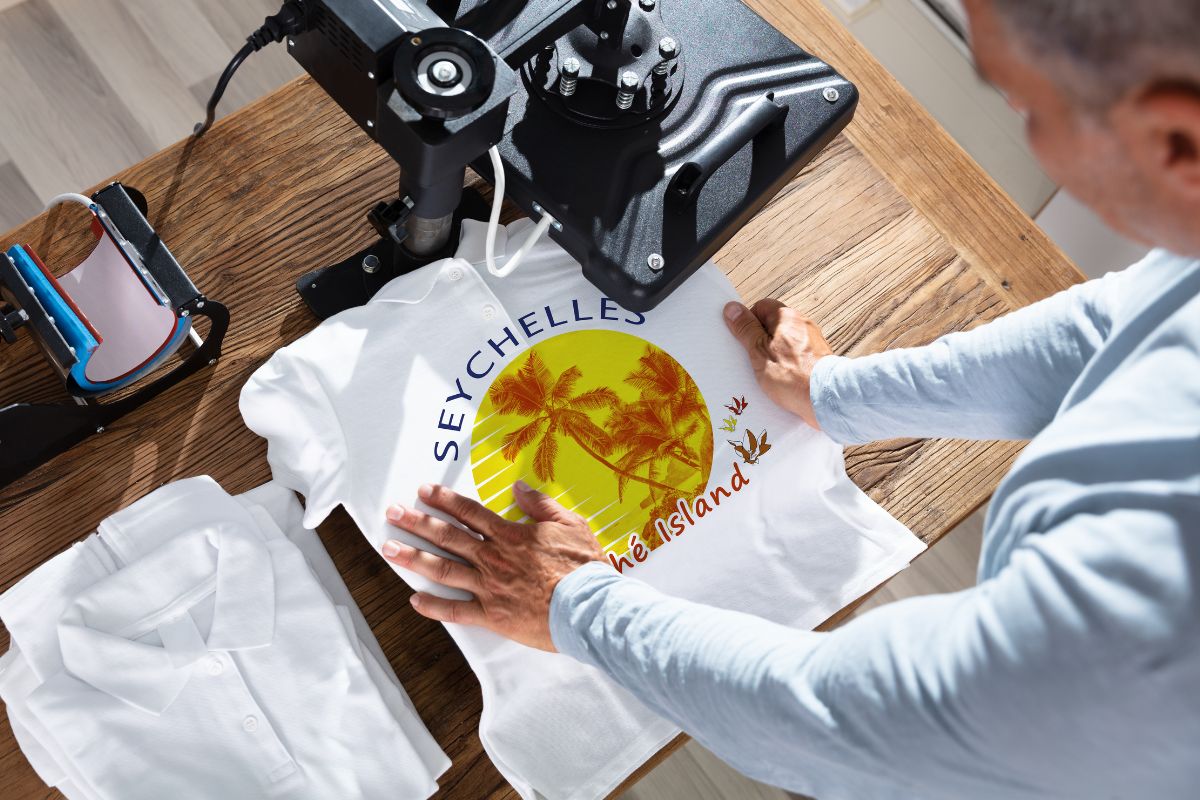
239,349,348,529
550,503,1186,800
810,271,1120,444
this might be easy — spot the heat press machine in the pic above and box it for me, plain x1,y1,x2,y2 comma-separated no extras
0,183,229,487
198,0,857,315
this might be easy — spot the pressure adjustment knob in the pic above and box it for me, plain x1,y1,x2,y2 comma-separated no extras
394,28,497,120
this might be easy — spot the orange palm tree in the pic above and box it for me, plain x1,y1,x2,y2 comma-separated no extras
608,399,704,500
605,346,713,500
624,348,707,424
490,350,679,493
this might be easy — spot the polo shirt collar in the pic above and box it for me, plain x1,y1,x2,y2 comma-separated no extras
57,522,275,715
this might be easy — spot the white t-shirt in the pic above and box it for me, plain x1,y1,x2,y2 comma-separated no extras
0,478,449,800
240,220,927,800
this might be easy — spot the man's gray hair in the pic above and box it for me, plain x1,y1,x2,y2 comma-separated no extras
991,0,1200,105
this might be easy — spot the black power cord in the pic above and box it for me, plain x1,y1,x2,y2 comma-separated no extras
194,2,307,137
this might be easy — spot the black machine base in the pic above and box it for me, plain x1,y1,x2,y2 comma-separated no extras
296,188,490,319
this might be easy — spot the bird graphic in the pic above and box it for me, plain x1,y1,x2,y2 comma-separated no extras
727,429,771,465
724,395,749,416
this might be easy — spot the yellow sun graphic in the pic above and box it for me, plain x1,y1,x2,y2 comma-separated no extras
470,330,714,556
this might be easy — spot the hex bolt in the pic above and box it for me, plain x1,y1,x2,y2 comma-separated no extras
647,253,665,271
558,57,580,97
616,70,639,110
430,60,458,86
823,87,840,103
654,37,678,76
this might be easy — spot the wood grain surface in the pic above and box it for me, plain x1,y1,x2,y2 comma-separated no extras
0,1,1082,797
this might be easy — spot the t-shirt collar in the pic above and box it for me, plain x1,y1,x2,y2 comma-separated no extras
57,522,275,715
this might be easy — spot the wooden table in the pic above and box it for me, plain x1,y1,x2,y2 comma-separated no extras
0,1,1082,797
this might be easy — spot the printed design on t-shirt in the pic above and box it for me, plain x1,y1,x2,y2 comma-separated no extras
470,329,714,559
720,395,749,433
729,429,771,465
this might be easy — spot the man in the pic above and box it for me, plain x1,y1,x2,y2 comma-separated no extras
380,1,1200,797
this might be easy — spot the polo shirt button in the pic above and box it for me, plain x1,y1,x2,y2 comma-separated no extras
242,715,258,733
482,304,497,320
447,266,463,281
206,656,224,676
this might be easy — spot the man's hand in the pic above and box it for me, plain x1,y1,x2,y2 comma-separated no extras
381,481,605,651
724,299,834,429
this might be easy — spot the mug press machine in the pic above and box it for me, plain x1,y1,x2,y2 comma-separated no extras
0,184,228,487
199,0,858,315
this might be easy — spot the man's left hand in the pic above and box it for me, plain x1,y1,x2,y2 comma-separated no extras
381,481,605,651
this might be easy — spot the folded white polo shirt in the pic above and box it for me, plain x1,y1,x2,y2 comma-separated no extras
240,219,926,800
96,475,444,767
0,478,449,800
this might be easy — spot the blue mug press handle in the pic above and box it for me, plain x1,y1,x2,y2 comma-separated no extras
667,96,789,208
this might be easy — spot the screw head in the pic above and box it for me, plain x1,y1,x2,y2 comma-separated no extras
208,358,217,366
600,31,610,40
430,60,458,86
639,0,655,9
367,70,376,80
95,426,105,434
367,119,375,128
647,253,665,271
606,0,618,8
362,254,381,274
620,70,640,89
822,87,840,103
659,37,678,58
561,57,580,76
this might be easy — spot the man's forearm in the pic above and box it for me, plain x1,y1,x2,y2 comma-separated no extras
812,273,1119,444
550,563,946,798
549,537,1139,800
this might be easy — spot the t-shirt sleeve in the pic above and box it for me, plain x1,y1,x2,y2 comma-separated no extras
240,348,347,528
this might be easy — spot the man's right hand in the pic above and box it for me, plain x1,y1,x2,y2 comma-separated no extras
723,299,834,430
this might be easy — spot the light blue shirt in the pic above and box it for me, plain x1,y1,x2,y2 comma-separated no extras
550,250,1200,799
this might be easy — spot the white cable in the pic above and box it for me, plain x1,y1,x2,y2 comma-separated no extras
485,146,557,278
45,193,95,211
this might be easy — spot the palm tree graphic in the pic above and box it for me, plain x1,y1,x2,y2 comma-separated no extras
490,349,680,493
608,348,712,502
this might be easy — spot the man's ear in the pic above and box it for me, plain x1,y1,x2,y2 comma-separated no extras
1115,82,1200,199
